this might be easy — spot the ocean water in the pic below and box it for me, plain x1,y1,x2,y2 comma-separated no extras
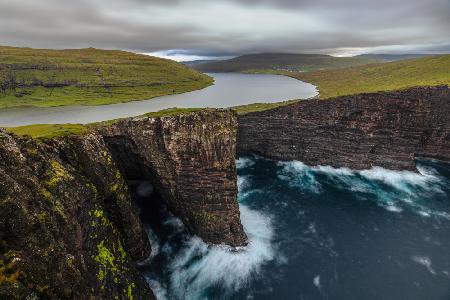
138,156,450,300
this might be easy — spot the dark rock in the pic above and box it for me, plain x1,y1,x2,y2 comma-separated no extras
99,110,247,247
237,86,450,170
0,109,247,299
0,131,154,299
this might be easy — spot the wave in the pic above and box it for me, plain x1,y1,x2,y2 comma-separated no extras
145,204,276,300
237,157,256,170
277,160,448,219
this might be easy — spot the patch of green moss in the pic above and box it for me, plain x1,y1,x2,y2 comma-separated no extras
86,182,98,195
66,255,75,269
196,210,218,225
127,282,136,300
92,238,128,282
38,187,67,220
27,147,39,156
91,209,109,227
37,211,49,223
89,207,128,285
47,160,70,188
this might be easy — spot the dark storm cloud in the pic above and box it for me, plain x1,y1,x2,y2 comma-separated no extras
0,0,448,56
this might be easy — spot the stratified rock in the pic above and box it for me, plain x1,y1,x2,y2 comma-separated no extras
0,109,247,299
99,110,247,247
0,131,153,299
238,86,450,170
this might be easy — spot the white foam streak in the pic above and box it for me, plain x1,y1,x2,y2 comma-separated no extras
237,157,255,169
152,205,276,299
277,160,446,217
411,256,436,275
359,167,441,193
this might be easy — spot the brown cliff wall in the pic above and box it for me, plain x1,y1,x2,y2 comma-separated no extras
0,131,154,299
237,86,450,170
99,110,247,247
0,109,246,299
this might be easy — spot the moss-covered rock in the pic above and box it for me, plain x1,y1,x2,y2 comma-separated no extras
0,130,153,299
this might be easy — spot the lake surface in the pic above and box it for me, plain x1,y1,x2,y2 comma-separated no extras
138,157,450,300
0,73,317,127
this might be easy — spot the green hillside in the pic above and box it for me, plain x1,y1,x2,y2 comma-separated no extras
294,55,450,99
0,46,213,108
190,53,384,73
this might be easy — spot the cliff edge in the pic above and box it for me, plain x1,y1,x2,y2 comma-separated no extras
238,86,450,170
0,109,246,299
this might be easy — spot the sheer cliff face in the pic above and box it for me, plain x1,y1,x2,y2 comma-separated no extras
0,109,246,299
238,86,450,171
0,131,154,299
99,110,247,247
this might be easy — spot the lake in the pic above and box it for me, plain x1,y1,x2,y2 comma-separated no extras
0,73,317,127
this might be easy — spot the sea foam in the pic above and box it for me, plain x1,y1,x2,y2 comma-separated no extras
145,204,276,299
277,160,447,218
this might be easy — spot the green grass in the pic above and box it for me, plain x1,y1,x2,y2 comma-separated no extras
0,46,213,108
6,108,208,138
144,107,204,117
293,55,450,99
6,124,88,139
231,100,301,115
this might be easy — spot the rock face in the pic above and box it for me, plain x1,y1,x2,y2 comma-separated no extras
238,86,450,170
0,109,246,299
99,110,247,247
0,131,154,299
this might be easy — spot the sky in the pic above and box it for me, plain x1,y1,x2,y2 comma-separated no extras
0,0,449,60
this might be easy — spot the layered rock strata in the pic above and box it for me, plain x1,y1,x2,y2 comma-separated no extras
0,109,246,299
237,86,450,170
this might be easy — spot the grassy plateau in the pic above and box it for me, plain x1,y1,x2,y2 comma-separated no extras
228,55,450,114
5,108,206,139
293,54,450,99
0,46,213,108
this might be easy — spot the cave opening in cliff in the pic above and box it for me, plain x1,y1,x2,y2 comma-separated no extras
102,137,171,238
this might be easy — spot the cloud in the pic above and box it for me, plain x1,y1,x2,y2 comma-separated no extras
0,0,448,56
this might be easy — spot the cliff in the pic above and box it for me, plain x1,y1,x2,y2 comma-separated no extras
99,110,246,247
0,109,246,299
237,86,450,170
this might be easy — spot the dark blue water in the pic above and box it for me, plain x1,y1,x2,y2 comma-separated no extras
139,157,450,300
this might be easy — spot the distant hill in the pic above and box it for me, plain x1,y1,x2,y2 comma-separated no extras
0,46,212,108
294,54,450,99
355,54,431,61
189,53,387,73
189,53,438,73
183,60,218,68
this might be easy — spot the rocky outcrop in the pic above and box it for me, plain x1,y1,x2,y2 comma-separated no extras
0,109,246,299
99,110,246,247
237,86,450,170
0,131,154,299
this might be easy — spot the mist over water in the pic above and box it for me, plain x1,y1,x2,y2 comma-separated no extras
140,157,450,300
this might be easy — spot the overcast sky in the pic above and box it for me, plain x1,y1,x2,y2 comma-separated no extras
1,0,449,60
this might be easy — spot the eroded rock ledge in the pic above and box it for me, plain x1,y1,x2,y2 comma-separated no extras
99,110,246,247
0,109,246,300
238,86,450,170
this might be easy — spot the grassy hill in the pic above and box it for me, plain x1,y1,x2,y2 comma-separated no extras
293,55,450,99
0,46,213,108
190,53,386,73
